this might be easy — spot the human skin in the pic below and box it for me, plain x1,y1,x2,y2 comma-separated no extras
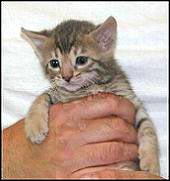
2,93,161,179
71,169,163,179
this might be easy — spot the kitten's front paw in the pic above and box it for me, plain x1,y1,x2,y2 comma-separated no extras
139,145,160,175
25,114,49,144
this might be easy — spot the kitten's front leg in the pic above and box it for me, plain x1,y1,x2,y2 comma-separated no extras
136,109,160,175
25,93,51,144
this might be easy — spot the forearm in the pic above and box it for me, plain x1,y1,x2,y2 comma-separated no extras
3,120,25,178
3,120,55,178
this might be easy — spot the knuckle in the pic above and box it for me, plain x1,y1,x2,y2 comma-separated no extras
104,117,124,131
58,131,70,145
78,120,87,131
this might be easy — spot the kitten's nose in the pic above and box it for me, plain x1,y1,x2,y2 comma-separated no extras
62,76,72,82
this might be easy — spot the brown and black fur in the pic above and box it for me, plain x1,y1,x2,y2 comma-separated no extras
21,17,160,175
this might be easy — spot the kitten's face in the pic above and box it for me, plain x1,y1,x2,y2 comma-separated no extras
21,17,117,91
45,46,101,91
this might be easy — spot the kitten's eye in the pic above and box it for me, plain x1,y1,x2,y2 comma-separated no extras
76,56,88,66
50,59,60,68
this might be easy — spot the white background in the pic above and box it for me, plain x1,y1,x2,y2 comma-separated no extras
2,2,168,178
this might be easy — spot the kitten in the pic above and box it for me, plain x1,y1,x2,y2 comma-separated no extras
21,17,160,175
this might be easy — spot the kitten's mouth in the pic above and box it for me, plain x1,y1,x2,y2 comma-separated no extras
52,72,99,92
61,80,93,92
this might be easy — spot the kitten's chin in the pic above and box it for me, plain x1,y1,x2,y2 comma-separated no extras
59,80,93,92
62,84,82,92
57,80,84,92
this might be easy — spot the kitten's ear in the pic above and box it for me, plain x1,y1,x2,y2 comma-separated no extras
90,16,117,52
20,27,49,53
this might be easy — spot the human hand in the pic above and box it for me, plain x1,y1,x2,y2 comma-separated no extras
45,93,138,178
3,93,138,178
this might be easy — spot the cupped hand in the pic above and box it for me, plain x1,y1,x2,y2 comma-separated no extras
3,93,138,179
45,93,138,178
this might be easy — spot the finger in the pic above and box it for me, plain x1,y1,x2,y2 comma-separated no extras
50,93,135,124
76,170,162,179
65,117,137,148
70,161,138,178
67,141,138,172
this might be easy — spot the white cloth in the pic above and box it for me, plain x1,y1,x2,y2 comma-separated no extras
2,2,168,178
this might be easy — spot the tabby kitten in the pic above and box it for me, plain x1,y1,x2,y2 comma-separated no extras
21,17,160,175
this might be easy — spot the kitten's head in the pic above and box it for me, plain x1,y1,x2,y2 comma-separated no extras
21,17,117,91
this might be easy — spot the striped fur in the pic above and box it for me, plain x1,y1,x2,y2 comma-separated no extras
21,17,160,175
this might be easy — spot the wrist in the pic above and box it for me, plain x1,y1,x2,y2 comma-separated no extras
3,120,58,179
3,120,35,178
3,120,29,178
